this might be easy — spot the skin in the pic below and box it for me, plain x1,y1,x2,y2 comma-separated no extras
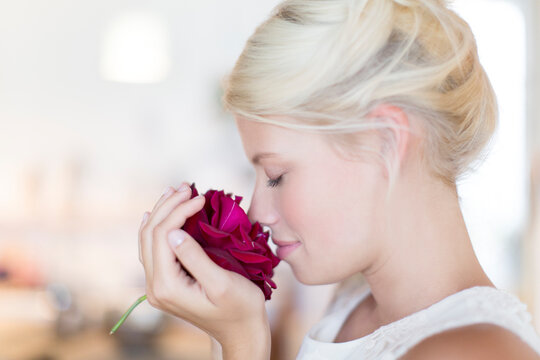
139,185,271,359
400,323,540,359
235,104,536,358
139,103,536,359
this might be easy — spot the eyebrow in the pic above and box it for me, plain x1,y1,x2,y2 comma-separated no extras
251,152,279,165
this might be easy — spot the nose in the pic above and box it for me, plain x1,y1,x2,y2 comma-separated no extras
247,204,256,224
246,185,278,227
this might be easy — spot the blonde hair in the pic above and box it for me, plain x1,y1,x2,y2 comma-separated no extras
221,0,498,197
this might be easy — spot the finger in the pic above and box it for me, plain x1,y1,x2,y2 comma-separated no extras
141,182,192,280
151,186,176,213
139,212,150,264
167,228,230,303
140,211,156,281
146,183,193,228
152,195,207,286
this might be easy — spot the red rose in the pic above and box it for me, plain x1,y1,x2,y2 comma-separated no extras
110,183,280,335
182,183,281,301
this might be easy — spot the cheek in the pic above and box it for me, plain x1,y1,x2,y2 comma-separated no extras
282,161,387,282
278,176,315,234
341,166,387,256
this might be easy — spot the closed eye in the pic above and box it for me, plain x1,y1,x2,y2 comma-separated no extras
266,175,283,188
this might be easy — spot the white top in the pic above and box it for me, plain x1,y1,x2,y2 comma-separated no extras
296,280,540,359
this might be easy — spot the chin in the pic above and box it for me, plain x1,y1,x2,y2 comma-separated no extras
292,267,343,286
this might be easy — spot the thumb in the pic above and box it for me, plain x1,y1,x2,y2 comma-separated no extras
168,229,229,297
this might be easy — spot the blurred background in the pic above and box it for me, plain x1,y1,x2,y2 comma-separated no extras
1,0,539,359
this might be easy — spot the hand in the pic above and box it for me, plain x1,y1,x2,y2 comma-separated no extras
139,183,271,356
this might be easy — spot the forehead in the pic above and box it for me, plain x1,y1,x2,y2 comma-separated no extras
235,115,295,138
234,115,328,161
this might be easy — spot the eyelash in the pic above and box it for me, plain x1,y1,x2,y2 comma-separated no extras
266,175,283,188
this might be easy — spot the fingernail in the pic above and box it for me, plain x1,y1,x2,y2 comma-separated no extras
141,212,149,225
162,186,173,197
168,230,186,248
177,183,189,192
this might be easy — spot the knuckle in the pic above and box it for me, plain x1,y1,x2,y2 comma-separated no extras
180,196,203,211
138,230,143,242
178,241,192,257
179,245,196,267
152,283,172,303
153,224,166,237
139,223,147,237
179,187,192,196
145,291,159,307
170,189,190,204
213,284,228,299
212,275,231,299
140,224,152,242
139,212,150,229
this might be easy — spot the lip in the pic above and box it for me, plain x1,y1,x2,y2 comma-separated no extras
272,238,299,247
273,239,301,260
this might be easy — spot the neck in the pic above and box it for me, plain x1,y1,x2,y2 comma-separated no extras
362,171,494,326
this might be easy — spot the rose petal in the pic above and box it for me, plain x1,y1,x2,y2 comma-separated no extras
228,233,255,251
239,227,256,247
263,273,277,289
199,222,231,248
204,247,250,278
218,196,251,233
183,213,209,246
245,261,273,275
229,249,273,264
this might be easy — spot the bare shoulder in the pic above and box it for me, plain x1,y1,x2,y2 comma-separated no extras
399,323,540,360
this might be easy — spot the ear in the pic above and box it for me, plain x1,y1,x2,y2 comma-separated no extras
365,103,412,178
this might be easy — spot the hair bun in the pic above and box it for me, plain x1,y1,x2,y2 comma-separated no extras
224,0,498,189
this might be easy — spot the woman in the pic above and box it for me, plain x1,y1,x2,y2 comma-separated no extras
138,0,540,358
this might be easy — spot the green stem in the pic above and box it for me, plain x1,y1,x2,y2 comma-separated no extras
109,294,147,335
